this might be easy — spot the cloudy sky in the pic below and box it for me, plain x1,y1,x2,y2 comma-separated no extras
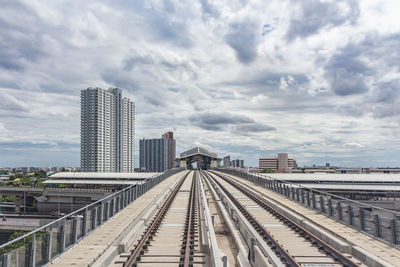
1,0,400,168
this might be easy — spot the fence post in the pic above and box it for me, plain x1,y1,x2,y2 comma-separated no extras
320,196,325,213
328,199,333,217
337,202,343,221
374,214,382,238
45,231,52,262
82,209,88,236
72,218,78,244
359,208,365,231
28,234,36,266
60,221,66,252
1,253,11,267
347,205,353,226
390,219,397,244
311,193,316,209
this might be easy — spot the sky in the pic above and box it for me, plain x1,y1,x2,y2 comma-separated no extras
1,0,400,168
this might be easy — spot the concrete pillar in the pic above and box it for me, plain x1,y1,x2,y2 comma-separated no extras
45,231,52,262
301,190,305,204
306,191,311,207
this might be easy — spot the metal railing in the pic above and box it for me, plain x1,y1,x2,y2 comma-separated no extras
218,169,400,246
0,168,183,267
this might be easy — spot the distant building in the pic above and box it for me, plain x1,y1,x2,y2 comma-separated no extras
231,159,244,168
259,153,296,172
223,155,231,168
80,87,135,172
139,132,176,172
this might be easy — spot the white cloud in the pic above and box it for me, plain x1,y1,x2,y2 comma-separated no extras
0,0,399,167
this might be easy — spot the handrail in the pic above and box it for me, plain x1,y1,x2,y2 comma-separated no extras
0,169,182,251
230,169,400,216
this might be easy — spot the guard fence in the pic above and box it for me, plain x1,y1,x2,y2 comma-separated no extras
0,168,183,266
218,168,400,246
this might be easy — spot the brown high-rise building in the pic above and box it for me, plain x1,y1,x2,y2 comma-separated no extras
139,132,176,172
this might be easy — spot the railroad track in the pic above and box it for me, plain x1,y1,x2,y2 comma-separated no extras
120,170,205,267
205,170,363,267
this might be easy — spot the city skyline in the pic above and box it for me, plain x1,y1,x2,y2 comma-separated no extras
1,1,400,168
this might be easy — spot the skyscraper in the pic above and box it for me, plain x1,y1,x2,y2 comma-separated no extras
81,87,135,172
139,132,176,172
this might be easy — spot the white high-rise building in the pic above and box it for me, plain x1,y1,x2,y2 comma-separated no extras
81,87,135,172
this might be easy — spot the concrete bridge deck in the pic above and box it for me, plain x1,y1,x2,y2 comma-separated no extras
46,170,400,267
46,171,187,267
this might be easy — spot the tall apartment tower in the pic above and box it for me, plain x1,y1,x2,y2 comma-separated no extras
81,87,135,172
139,132,176,172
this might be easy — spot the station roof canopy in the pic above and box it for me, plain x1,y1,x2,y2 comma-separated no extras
179,147,219,159
259,173,400,184
44,172,159,185
49,172,158,180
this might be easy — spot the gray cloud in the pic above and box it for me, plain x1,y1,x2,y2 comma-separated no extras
286,0,360,41
199,0,220,18
191,112,254,131
225,20,260,64
234,123,276,133
324,44,370,96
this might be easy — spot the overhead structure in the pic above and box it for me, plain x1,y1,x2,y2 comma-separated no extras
178,147,221,169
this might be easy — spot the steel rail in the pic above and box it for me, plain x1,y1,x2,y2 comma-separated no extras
180,170,197,266
123,171,191,267
211,171,360,267
205,171,299,266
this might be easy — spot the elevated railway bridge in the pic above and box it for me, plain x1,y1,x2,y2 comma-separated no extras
1,169,400,267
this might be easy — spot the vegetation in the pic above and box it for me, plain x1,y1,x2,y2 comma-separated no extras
4,171,48,188
0,231,45,254
259,168,276,173
0,195,19,202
